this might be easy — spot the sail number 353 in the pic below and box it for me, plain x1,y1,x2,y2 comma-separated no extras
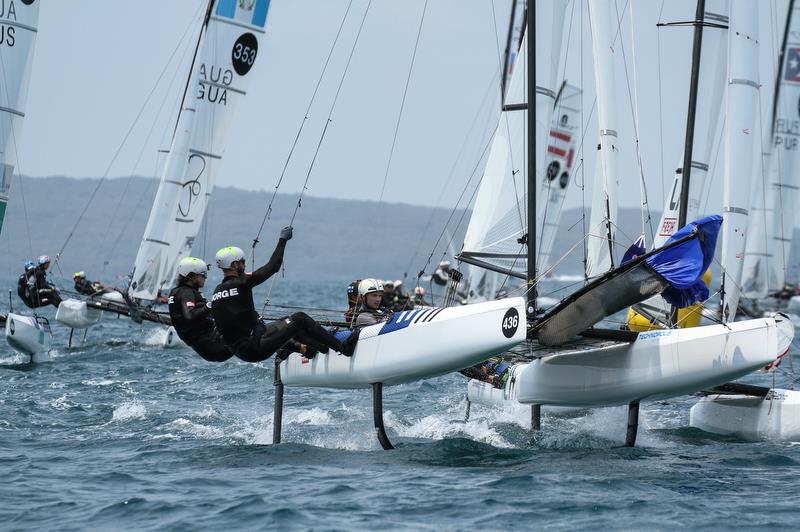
232,33,258,76
501,308,519,338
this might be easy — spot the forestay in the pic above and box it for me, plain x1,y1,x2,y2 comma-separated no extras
0,0,39,233
461,1,569,298
129,0,269,300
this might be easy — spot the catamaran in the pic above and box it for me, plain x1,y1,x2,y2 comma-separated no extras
460,0,793,447
691,0,800,441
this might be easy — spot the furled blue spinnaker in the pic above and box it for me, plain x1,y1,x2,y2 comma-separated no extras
645,215,722,308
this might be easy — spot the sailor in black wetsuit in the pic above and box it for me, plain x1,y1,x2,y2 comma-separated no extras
32,255,62,308
168,257,234,363
210,227,357,362
17,260,36,307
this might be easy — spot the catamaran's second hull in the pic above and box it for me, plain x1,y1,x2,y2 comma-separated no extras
280,298,527,389
512,316,791,407
5,312,51,362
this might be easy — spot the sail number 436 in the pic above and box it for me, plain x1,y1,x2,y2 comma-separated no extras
501,308,520,338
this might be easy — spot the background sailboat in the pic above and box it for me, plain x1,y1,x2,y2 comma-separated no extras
1,0,52,361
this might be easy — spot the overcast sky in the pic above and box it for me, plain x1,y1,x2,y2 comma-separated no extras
16,0,792,216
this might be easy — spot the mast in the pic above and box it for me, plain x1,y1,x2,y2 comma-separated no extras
526,0,537,316
670,0,706,325
677,0,706,231
501,0,520,103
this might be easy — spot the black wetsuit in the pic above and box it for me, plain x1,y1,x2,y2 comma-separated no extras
31,268,61,308
168,284,233,363
211,239,348,362
74,277,101,296
17,272,34,307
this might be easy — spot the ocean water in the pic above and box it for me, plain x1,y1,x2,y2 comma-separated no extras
1,279,800,530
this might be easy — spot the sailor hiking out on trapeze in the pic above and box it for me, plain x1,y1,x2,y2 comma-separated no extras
210,226,357,362
168,257,234,363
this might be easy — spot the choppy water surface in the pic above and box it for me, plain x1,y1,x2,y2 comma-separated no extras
2,280,800,530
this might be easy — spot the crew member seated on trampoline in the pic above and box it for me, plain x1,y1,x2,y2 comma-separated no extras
31,255,62,308
168,257,234,363
354,278,391,326
459,357,511,389
73,271,109,296
17,260,36,307
344,279,361,325
211,227,358,362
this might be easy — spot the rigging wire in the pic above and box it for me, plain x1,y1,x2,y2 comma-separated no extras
377,0,429,202
536,0,579,268
401,70,500,278
615,0,655,243
57,3,208,261
656,1,667,214
100,12,203,271
250,0,356,263
289,0,373,226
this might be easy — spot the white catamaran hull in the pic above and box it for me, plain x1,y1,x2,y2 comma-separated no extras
5,313,51,360
514,317,788,407
690,389,800,441
163,326,185,348
55,299,103,329
466,374,582,416
280,298,527,389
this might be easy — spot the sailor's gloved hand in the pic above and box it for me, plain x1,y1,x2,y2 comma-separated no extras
280,226,293,241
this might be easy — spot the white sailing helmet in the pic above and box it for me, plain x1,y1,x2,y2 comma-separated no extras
215,246,245,269
177,257,209,278
358,278,383,296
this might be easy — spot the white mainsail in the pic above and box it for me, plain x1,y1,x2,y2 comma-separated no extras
720,0,759,322
129,0,270,300
653,1,729,248
461,1,569,300
0,0,39,233
585,0,620,277
752,0,800,294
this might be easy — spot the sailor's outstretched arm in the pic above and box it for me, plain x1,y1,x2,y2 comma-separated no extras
246,227,292,288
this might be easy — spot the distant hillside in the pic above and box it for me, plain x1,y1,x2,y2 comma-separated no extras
3,177,796,286
0,176,468,283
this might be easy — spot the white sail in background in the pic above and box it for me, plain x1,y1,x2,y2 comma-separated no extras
653,1,729,248
765,0,800,292
462,1,570,301
585,1,620,277
720,0,759,322
0,0,39,234
537,84,580,272
741,148,771,299
130,0,270,300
